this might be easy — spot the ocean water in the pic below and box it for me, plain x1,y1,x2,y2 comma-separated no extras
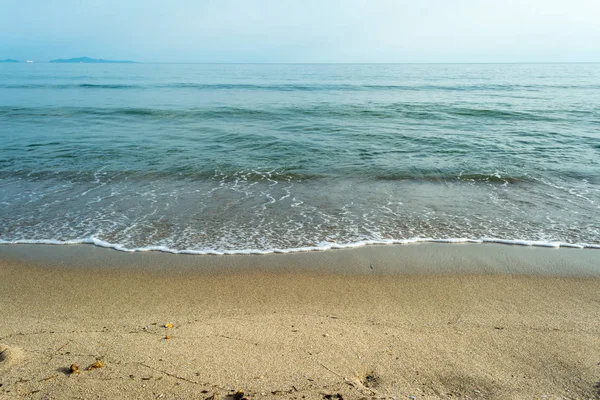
1,63,599,254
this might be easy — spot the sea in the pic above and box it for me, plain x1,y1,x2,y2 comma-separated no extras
1,63,599,254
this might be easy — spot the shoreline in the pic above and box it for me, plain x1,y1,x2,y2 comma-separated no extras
2,237,600,255
1,244,599,399
1,242,600,276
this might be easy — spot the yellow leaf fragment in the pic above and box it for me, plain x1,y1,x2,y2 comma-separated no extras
164,322,173,329
70,363,79,374
86,361,104,371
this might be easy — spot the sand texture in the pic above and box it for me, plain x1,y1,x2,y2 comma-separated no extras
0,245,599,399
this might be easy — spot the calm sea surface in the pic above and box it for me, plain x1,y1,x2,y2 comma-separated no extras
1,63,599,253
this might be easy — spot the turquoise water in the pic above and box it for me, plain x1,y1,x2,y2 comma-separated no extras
1,63,599,253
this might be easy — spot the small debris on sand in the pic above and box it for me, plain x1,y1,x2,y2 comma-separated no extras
362,372,378,387
86,361,104,371
164,322,173,329
69,363,79,374
232,391,245,400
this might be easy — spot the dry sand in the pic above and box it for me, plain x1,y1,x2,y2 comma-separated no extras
0,244,599,399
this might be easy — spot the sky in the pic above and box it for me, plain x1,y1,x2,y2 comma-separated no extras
1,0,599,63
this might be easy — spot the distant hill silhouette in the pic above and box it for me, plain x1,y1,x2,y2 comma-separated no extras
0,59,20,63
49,57,136,64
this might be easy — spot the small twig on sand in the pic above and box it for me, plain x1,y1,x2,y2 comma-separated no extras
318,362,345,379
47,341,71,363
318,362,356,387
318,362,378,396
139,362,199,385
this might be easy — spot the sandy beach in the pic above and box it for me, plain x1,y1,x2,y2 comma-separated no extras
1,244,599,399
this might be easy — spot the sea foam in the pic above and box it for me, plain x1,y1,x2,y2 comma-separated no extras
0,236,598,255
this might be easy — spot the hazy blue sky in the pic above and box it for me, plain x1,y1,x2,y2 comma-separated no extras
1,0,599,63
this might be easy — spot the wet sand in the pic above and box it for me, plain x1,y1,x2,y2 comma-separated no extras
0,244,599,399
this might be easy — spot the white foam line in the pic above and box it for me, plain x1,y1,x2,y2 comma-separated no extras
480,238,562,248
1,236,599,255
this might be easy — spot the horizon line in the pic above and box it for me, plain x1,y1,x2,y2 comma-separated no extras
4,61,600,65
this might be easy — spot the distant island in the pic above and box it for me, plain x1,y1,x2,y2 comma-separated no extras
49,57,136,64
0,59,20,63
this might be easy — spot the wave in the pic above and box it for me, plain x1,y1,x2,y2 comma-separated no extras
0,168,536,185
2,82,600,91
445,107,556,121
374,172,525,184
0,169,323,182
0,106,282,121
1,83,138,89
0,236,598,255
0,104,564,122
78,83,138,89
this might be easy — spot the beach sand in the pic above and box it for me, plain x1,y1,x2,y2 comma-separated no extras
0,244,599,399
